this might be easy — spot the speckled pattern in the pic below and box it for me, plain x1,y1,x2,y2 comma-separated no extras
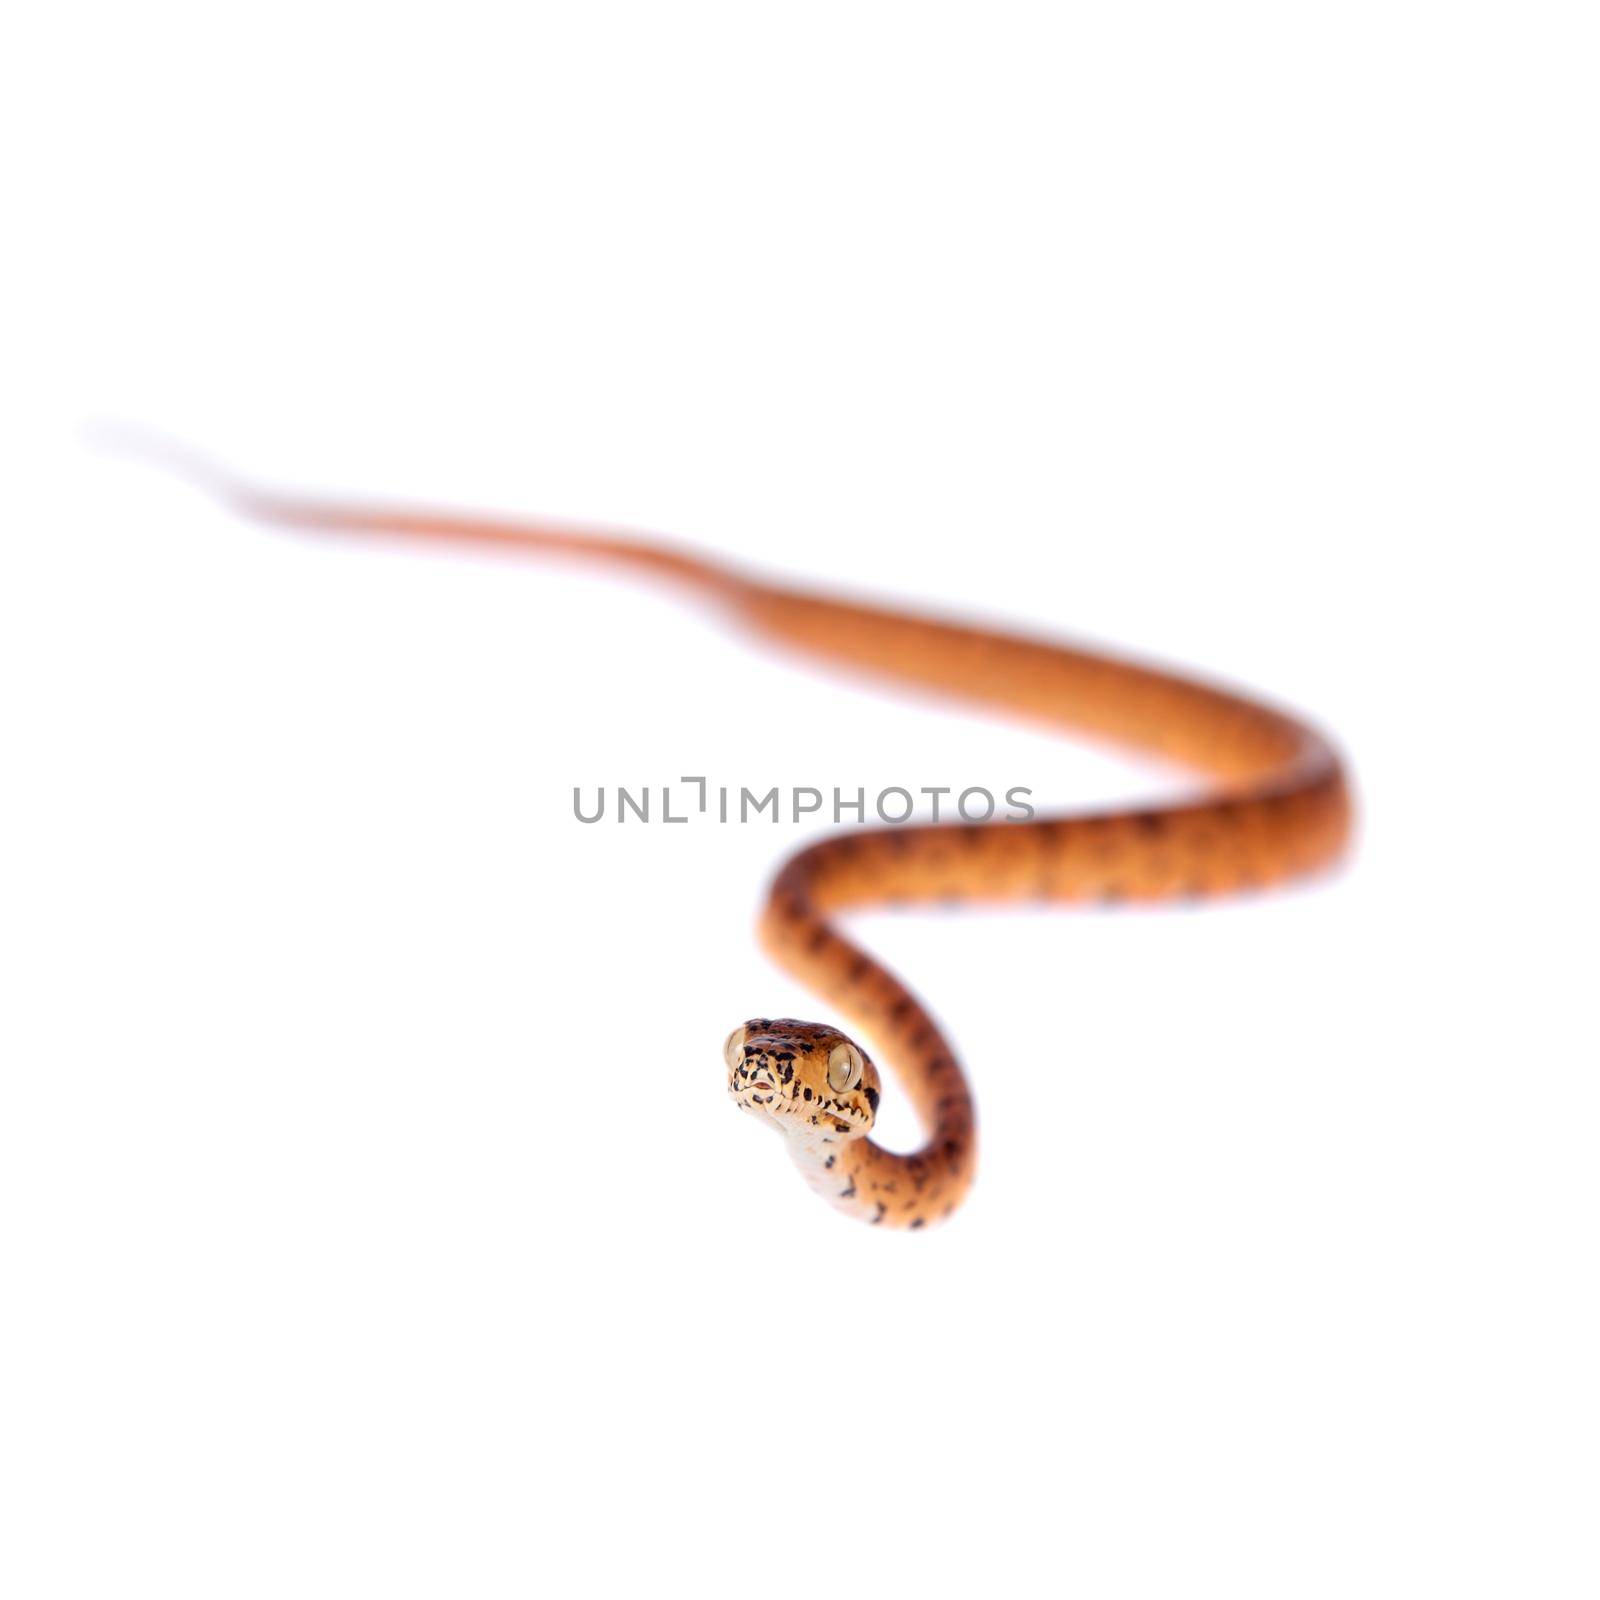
204,472,1353,1230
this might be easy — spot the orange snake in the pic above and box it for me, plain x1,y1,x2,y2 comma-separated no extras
144,450,1352,1228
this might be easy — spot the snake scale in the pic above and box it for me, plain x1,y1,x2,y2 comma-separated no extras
156,453,1352,1229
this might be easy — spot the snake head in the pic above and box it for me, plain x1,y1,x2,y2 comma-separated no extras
724,1018,880,1142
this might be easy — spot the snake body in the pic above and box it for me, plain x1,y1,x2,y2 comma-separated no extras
175,462,1352,1228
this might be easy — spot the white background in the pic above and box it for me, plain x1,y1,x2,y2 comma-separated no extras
3,4,1596,1596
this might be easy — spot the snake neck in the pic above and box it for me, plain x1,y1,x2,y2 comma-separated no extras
787,1132,973,1230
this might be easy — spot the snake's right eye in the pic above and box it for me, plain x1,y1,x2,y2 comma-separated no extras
723,1025,748,1069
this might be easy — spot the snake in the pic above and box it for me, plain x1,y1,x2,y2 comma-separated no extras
142,447,1353,1229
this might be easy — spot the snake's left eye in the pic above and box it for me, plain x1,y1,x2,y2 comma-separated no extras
723,1025,748,1069
827,1040,864,1092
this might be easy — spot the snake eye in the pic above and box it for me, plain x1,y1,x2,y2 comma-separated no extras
827,1040,864,1092
723,1025,748,1070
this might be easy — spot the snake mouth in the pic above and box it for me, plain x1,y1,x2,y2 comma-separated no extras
732,1075,790,1117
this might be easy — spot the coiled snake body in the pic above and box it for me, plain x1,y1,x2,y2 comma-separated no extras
165,458,1352,1229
